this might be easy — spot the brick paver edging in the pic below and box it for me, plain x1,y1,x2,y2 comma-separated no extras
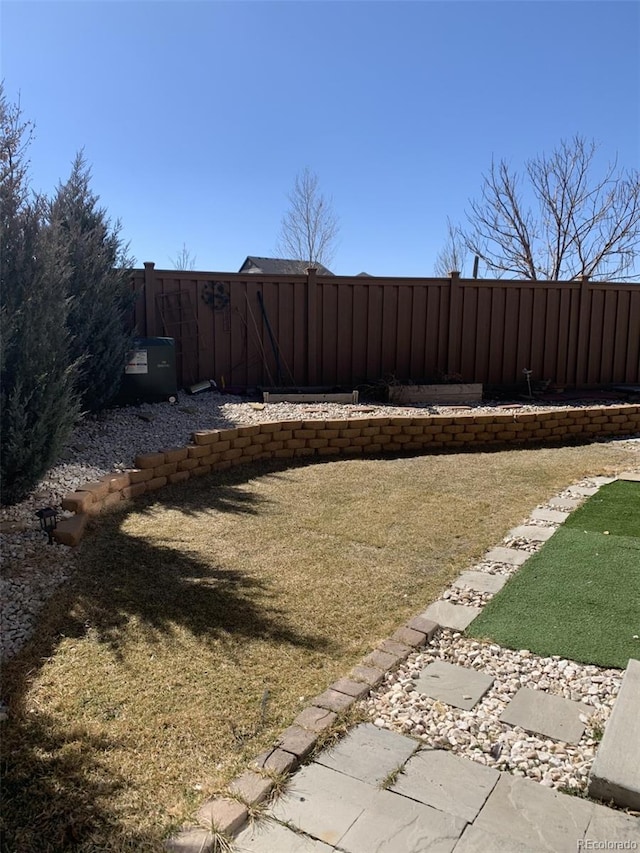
53,405,640,546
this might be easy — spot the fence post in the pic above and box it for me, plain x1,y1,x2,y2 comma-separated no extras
306,266,318,385
447,270,463,377
143,262,156,337
575,275,591,387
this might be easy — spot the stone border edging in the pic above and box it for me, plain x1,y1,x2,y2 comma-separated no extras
53,405,640,546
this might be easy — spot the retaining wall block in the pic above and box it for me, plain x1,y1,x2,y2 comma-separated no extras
192,431,221,446
237,425,262,437
295,429,318,439
128,468,155,484
80,480,111,500
162,448,189,463
222,449,243,461
61,491,95,513
122,483,147,499
102,492,123,510
146,476,168,491
232,436,252,449
102,473,130,492
187,445,211,459
241,445,262,456
155,462,178,477
53,513,88,546
191,465,212,477
135,452,166,469
178,458,199,471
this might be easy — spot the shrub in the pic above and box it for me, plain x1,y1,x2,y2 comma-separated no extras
0,88,79,505
50,153,135,412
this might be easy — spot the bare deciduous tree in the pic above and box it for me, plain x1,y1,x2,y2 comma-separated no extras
171,242,196,270
277,167,339,267
434,218,469,276
460,136,640,281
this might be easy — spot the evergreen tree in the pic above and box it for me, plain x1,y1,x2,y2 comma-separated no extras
50,152,134,412
0,87,79,505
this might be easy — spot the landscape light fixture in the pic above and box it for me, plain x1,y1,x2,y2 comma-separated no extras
35,507,57,544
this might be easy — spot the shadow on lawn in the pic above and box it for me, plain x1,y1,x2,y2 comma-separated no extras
0,709,165,853
1,461,333,852
131,456,305,518
17,459,333,663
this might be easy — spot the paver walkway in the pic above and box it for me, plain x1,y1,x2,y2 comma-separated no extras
235,724,640,852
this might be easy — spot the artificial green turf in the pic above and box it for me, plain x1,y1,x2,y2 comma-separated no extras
563,479,640,537
467,481,640,669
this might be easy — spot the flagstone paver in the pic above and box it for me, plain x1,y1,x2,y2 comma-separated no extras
584,800,640,844
451,825,541,853
235,819,335,852
484,546,529,565
500,686,592,744
269,762,376,845
336,788,465,853
314,722,418,786
390,748,499,821
530,507,569,523
548,495,582,509
420,601,482,631
452,571,507,594
473,773,594,853
568,485,599,496
507,524,555,541
589,658,640,810
415,660,494,710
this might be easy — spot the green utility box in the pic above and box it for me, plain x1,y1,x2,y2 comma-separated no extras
119,337,178,404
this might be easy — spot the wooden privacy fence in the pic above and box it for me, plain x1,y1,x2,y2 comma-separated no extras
131,263,640,390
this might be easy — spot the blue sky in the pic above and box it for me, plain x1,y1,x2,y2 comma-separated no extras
2,0,639,276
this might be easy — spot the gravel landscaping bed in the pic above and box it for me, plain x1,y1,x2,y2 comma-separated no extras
364,628,622,794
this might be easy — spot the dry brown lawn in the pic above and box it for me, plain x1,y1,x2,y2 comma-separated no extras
2,441,638,851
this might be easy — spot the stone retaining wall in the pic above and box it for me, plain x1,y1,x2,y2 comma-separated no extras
54,405,640,546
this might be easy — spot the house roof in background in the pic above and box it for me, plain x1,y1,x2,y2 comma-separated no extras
239,256,334,276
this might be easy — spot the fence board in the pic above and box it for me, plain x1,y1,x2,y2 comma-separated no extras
488,286,506,384
131,266,640,392
625,291,640,383
337,283,354,385
352,285,369,385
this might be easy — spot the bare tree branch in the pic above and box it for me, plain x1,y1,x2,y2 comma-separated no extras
171,242,196,271
434,218,468,275
461,136,640,281
277,167,339,267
